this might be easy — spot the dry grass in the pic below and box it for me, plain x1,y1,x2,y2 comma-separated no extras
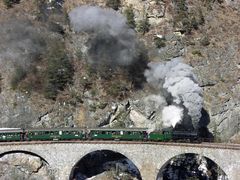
0,0,38,21
63,0,106,12
75,105,88,127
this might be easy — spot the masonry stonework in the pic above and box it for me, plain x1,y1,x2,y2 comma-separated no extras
0,142,239,180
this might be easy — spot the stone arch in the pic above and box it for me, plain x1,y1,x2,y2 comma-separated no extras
69,149,142,180
156,153,228,180
0,150,53,179
0,150,49,164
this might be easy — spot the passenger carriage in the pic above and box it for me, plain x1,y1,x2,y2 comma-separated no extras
88,128,148,141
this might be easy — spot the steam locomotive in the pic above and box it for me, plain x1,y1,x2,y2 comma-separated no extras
0,127,200,143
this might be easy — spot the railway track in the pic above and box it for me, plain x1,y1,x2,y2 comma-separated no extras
0,140,240,150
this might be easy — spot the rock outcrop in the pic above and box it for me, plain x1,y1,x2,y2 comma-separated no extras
88,170,137,180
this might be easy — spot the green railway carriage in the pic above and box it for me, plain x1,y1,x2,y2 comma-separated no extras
58,129,85,140
26,129,61,141
0,129,23,141
26,128,85,141
89,128,148,141
148,130,172,141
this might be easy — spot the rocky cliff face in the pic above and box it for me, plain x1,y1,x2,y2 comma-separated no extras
0,0,239,141
184,1,240,140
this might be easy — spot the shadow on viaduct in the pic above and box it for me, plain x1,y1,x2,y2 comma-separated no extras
0,142,239,180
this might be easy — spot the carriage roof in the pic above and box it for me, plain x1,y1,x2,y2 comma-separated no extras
88,128,148,132
25,127,86,132
0,128,23,133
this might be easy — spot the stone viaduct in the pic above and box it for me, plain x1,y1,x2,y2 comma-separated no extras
0,141,239,180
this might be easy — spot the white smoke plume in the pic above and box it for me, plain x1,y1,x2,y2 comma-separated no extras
0,19,46,71
69,6,139,66
144,95,167,110
144,57,203,129
162,105,183,127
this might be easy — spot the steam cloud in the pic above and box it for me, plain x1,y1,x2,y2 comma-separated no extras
162,105,183,127
144,57,203,129
0,19,46,71
69,6,139,66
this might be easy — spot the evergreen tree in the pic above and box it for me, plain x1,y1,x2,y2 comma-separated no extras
44,42,74,99
124,5,136,29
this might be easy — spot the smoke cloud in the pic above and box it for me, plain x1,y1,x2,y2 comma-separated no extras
144,57,203,129
162,105,183,127
69,6,139,66
0,19,46,71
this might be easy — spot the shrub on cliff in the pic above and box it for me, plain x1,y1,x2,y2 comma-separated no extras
3,0,20,8
11,66,27,90
154,37,166,48
137,15,150,35
106,0,121,10
200,36,210,46
0,74,2,93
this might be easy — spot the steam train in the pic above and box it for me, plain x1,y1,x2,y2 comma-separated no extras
0,127,200,143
